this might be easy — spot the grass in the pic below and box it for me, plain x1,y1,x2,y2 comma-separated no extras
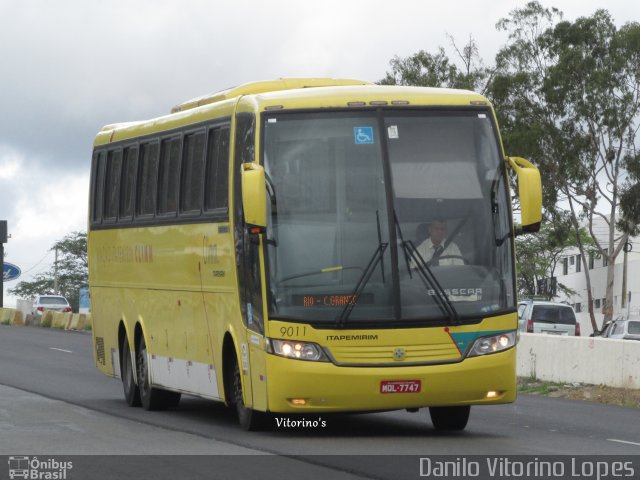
518,377,640,409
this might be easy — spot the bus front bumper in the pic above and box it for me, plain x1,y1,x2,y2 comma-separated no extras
264,347,516,413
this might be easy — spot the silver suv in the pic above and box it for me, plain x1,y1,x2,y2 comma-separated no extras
517,300,580,336
31,295,72,315
601,314,640,341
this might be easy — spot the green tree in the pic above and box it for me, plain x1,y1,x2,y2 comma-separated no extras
516,218,593,300
10,232,87,312
489,2,640,330
379,36,492,93
619,158,640,237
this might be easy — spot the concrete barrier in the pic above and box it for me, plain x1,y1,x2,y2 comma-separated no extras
67,313,91,330
12,310,24,326
40,311,53,328
0,308,24,326
77,313,92,330
24,314,42,327
5,310,91,330
51,312,73,330
517,333,640,389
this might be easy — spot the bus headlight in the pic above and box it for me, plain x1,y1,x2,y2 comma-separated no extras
267,339,329,362
466,332,516,357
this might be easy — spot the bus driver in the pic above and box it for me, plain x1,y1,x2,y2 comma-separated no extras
414,219,464,267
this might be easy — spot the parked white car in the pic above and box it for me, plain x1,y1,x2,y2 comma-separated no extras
31,295,72,315
517,300,580,336
601,315,640,341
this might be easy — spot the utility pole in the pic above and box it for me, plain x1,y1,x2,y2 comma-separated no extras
54,246,59,295
622,241,631,309
1,220,7,308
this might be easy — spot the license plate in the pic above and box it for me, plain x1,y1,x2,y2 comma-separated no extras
380,380,421,394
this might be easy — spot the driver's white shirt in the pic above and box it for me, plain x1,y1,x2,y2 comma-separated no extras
413,238,463,267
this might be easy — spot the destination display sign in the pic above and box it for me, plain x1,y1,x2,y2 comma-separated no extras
292,293,374,307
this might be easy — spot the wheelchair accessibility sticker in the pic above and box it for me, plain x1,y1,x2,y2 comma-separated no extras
354,127,374,145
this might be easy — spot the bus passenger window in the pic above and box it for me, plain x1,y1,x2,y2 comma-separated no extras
120,146,138,220
205,126,230,211
103,150,122,222
158,137,181,215
137,142,159,217
182,132,205,213
91,151,106,224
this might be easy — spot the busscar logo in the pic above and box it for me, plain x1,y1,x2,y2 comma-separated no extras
8,456,73,480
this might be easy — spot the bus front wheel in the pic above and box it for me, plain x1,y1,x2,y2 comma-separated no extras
231,357,268,431
429,406,470,431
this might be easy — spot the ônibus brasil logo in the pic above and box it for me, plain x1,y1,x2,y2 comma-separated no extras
8,456,73,480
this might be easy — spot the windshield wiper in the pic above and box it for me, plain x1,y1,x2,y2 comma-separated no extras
393,211,414,278
402,239,460,325
335,242,388,328
335,210,388,327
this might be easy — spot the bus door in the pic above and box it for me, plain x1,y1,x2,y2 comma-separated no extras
234,112,268,412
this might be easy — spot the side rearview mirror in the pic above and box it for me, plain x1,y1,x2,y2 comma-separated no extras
508,156,542,233
241,163,267,228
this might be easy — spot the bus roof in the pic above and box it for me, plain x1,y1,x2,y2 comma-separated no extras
170,78,372,113
95,79,492,147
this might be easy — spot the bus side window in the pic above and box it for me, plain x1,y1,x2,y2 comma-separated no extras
181,131,206,214
137,142,159,218
103,149,123,223
120,146,138,221
91,151,106,225
205,125,230,213
158,136,182,216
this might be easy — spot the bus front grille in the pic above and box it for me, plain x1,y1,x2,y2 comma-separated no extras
327,343,461,366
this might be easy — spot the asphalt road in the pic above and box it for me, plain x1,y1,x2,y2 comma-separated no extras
0,324,639,479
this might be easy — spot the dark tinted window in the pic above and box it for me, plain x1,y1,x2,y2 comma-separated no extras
138,142,159,216
158,137,181,215
531,305,576,325
182,131,206,213
120,146,138,219
628,321,640,335
39,296,69,306
205,126,230,211
104,150,123,221
92,151,106,223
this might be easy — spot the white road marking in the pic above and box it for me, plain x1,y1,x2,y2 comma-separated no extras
607,438,640,447
49,347,73,354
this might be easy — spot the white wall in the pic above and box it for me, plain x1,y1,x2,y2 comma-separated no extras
16,299,31,318
517,333,640,388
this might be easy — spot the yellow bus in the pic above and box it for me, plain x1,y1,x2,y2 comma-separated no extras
88,78,541,431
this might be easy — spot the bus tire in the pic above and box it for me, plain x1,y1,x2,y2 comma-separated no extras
121,337,141,407
429,406,470,431
136,334,181,411
231,356,269,431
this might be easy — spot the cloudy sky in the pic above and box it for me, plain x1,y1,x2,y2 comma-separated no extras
0,0,636,307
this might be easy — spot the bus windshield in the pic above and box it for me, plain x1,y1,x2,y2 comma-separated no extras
262,110,514,325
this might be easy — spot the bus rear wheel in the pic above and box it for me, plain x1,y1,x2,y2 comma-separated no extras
136,335,181,411
429,406,470,431
231,357,269,431
121,337,141,407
